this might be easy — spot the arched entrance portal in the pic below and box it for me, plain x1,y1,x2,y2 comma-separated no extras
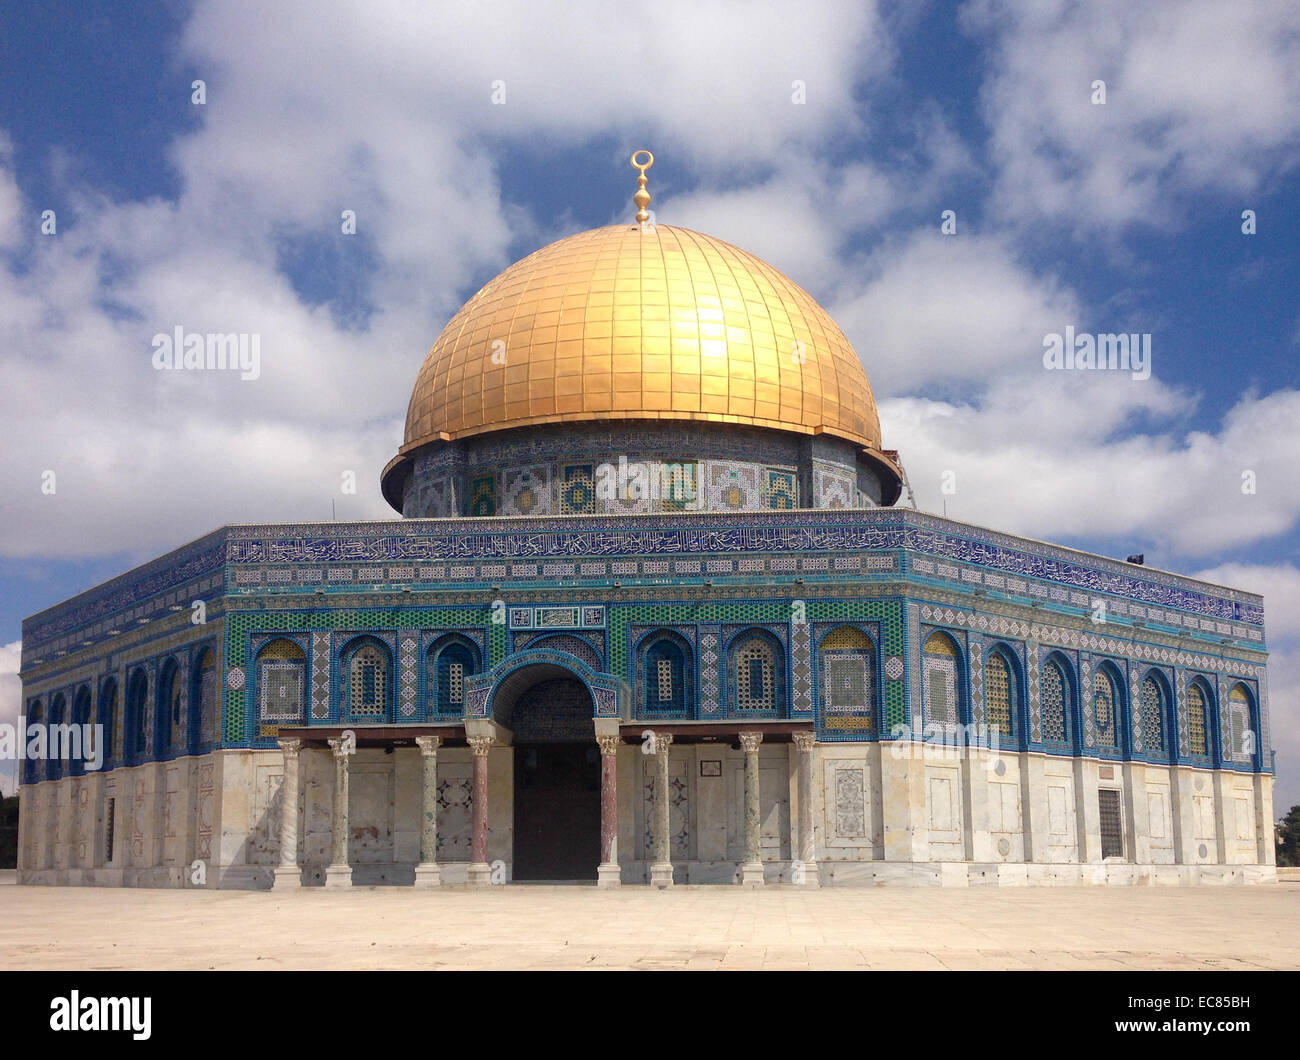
492,664,601,881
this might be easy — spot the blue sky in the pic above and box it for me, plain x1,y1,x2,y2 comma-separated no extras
0,0,1297,804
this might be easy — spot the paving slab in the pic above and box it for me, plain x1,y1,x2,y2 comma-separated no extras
0,883,1297,970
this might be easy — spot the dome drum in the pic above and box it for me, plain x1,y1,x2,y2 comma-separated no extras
388,421,897,518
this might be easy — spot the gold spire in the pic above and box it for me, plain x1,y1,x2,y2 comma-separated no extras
631,149,654,225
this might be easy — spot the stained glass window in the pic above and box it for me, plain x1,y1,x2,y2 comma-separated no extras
1188,683,1208,756
923,631,959,726
985,652,1013,739
1229,685,1252,762
820,626,875,731
1093,669,1117,748
1141,675,1165,754
644,636,688,714
1042,660,1067,743
258,639,306,723
733,635,777,712
429,639,479,716
656,658,672,700
349,643,387,716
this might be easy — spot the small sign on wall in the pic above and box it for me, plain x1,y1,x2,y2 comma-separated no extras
699,760,722,777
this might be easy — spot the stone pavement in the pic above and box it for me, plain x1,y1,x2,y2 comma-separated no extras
1,882,1297,970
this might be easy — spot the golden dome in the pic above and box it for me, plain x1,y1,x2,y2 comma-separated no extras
398,223,884,455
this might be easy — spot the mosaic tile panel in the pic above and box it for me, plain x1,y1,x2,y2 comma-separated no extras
501,465,552,517
791,622,812,713
1027,641,1041,742
311,632,330,719
559,464,595,515
1176,669,1189,757
707,461,763,510
525,634,602,672
468,475,496,518
764,468,797,510
699,627,721,715
399,631,418,718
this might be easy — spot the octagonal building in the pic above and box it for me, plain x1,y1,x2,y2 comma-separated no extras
16,158,1276,888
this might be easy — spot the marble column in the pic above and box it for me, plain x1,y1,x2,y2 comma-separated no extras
649,732,675,889
467,736,494,886
740,732,765,887
271,738,302,890
596,734,621,888
792,731,820,887
324,737,354,888
413,735,443,888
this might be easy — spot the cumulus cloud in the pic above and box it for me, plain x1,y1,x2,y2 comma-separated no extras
964,0,1300,230
884,382,1300,558
830,230,1081,396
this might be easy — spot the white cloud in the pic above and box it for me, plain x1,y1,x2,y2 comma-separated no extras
884,382,1300,558
964,0,1300,229
830,230,1080,396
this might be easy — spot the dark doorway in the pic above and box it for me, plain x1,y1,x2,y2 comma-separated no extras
504,674,600,881
513,742,601,880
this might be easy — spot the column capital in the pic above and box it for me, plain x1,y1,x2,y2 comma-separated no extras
327,737,355,758
468,735,495,757
277,737,302,757
650,731,674,755
415,735,443,756
739,731,764,753
792,731,817,751
596,734,621,757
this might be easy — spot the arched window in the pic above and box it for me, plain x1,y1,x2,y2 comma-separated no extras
98,678,118,767
984,650,1016,741
257,639,307,725
126,669,149,760
1092,666,1120,751
1228,684,1255,764
1041,657,1069,746
48,693,66,779
642,633,690,715
819,626,876,733
428,636,481,716
157,659,182,754
922,631,961,727
1140,674,1167,756
72,686,92,775
345,638,391,718
728,631,783,715
191,648,216,748
1187,680,1209,757
24,701,42,784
